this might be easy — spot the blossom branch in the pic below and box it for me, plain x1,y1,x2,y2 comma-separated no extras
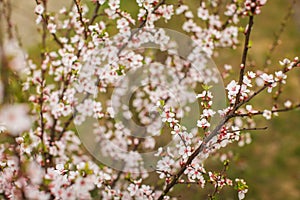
73,0,88,39
235,12,254,106
158,25,299,200
233,104,300,118
208,160,229,199
236,59,300,109
117,0,166,55
226,126,268,133
89,1,101,26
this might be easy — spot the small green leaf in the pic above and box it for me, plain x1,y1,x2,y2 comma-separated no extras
202,84,213,91
238,26,245,33
159,100,165,106
248,40,253,48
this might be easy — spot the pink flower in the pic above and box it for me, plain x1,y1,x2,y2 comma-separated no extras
179,146,192,159
47,23,57,34
275,71,287,84
175,5,188,15
197,5,209,20
117,18,129,30
260,73,274,83
284,100,292,108
108,0,120,10
262,109,272,120
197,118,210,128
279,58,290,66
35,4,44,15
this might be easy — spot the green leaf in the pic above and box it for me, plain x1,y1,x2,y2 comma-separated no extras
202,84,213,91
248,40,253,48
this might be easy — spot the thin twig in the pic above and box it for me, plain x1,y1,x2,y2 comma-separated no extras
233,104,300,118
73,0,88,39
234,14,254,107
89,1,101,25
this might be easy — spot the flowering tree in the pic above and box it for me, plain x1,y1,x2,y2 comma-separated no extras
0,0,299,199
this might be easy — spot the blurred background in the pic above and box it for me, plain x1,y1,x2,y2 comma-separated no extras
3,0,300,199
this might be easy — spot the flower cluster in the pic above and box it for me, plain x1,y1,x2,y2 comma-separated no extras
0,0,299,199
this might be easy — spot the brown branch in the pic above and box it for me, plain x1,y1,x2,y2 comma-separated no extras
38,0,48,170
208,161,229,199
73,0,88,39
89,1,101,25
39,12,63,48
157,116,230,200
226,126,268,133
233,104,300,118
235,59,300,109
234,14,254,107
51,33,63,48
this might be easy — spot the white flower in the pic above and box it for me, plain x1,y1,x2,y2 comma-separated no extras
226,80,240,101
197,118,210,128
262,109,272,120
128,183,139,196
98,0,106,5
275,71,287,84
154,147,163,157
267,82,277,93
260,73,274,83
156,156,174,179
247,71,256,79
107,107,115,118
224,64,232,71
35,4,44,15
74,176,95,198
197,6,209,20
175,5,188,15
137,8,147,20
259,0,267,5
117,18,129,30
158,5,174,21
171,125,181,135
108,0,120,10
179,146,192,159
202,109,216,118
224,4,237,16
246,105,257,113
238,191,246,200
185,11,194,18
284,100,292,108
243,76,252,87
279,58,290,66
47,23,57,34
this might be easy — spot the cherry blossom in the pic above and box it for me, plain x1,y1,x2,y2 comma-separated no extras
284,100,292,108
262,109,272,120
35,4,44,15
0,0,298,199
